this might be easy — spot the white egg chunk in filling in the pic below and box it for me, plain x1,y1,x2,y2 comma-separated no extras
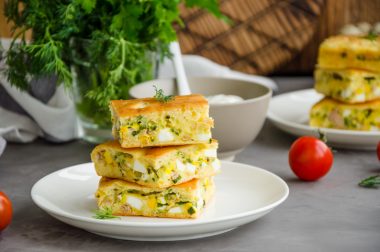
176,160,186,172
91,140,220,188
133,160,147,174
204,148,217,158
110,94,214,148
186,163,196,173
127,196,143,210
158,128,174,142
168,207,182,214
197,133,212,141
95,177,215,219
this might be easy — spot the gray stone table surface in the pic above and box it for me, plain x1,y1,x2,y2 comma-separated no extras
1,77,379,252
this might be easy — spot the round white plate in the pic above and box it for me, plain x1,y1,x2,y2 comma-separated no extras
267,89,380,150
31,161,289,241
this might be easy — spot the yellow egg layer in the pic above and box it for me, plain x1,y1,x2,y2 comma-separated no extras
95,177,215,219
91,140,220,188
310,97,380,131
315,68,380,103
318,35,380,73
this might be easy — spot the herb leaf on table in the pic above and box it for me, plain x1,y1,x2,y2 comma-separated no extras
358,175,380,188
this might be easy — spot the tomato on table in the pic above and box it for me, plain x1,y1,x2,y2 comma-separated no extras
377,142,380,161
289,136,333,181
0,191,13,231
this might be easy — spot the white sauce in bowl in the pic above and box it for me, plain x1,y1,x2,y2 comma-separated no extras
206,94,244,105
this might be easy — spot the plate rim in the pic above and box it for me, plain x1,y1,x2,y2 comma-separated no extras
267,88,380,137
31,161,289,228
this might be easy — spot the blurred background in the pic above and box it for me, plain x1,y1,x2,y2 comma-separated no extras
1,0,380,146
2,0,379,76
176,0,380,75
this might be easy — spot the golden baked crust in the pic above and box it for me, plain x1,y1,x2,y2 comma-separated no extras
110,94,208,117
318,35,380,72
92,139,217,159
91,140,220,188
95,177,215,219
310,97,380,130
110,95,214,148
314,68,380,103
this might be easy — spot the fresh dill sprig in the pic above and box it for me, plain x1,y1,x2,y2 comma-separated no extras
363,32,378,41
2,1,225,126
153,85,174,103
358,175,380,188
93,207,120,220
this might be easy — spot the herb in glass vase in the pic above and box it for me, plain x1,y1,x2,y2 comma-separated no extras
3,0,225,143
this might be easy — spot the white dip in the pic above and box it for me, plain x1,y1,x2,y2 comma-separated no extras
206,94,244,105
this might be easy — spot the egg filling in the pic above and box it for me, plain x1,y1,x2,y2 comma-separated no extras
315,68,380,103
92,141,219,188
113,111,213,147
95,177,214,218
310,98,380,130
318,35,380,73
110,95,214,148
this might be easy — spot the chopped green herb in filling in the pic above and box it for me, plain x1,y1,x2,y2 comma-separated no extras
364,109,373,118
127,189,140,194
171,128,181,136
187,207,196,215
332,72,343,81
357,55,366,61
172,175,182,184
165,191,177,200
157,202,168,207
364,76,376,84
125,115,158,137
177,201,190,205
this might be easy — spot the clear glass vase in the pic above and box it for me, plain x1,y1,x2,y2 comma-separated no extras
70,38,159,143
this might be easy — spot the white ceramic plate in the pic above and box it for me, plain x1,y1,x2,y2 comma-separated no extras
31,161,289,241
268,89,380,150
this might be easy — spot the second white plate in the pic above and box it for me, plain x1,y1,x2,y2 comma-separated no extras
267,89,380,150
31,161,288,241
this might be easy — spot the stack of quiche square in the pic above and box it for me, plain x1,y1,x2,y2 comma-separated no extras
310,35,380,131
91,94,220,218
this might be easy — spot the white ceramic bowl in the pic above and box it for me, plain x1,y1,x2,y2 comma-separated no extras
129,77,272,160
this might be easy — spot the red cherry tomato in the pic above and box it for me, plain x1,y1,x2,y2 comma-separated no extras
377,142,380,161
0,191,13,231
289,136,333,181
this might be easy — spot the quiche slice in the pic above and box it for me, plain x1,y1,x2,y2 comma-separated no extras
91,140,220,188
314,68,380,103
95,176,215,219
317,35,380,73
110,94,214,148
310,97,380,131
